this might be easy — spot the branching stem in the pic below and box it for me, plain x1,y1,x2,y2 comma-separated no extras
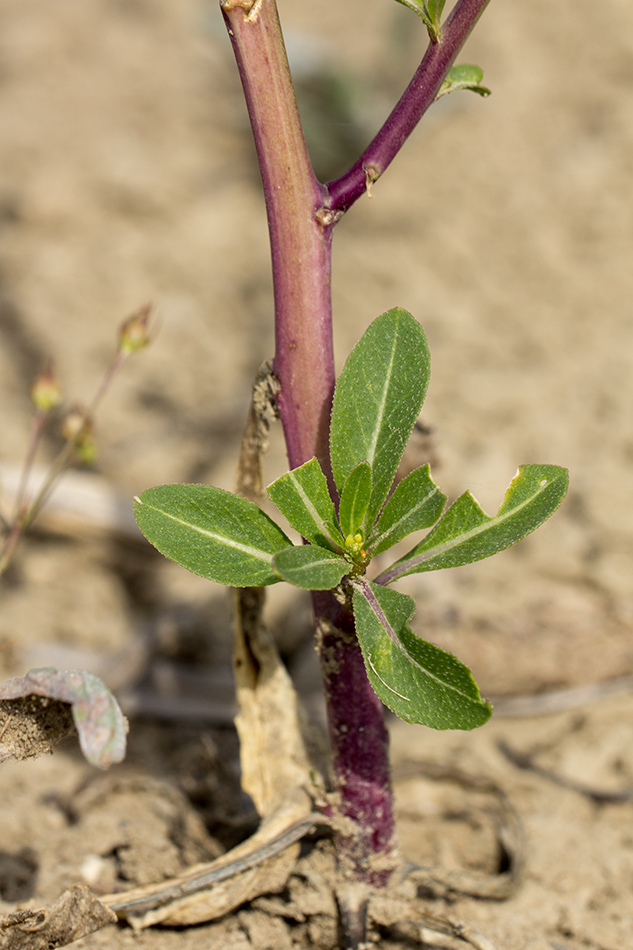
221,0,492,887
327,0,492,211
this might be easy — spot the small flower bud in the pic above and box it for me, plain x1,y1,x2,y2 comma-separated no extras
30,364,62,411
60,405,91,442
60,406,97,464
60,405,89,442
118,304,152,355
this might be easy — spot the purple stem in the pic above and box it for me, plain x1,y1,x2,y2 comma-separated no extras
326,0,493,213
222,0,395,882
312,591,396,885
222,0,335,475
221,0,492,886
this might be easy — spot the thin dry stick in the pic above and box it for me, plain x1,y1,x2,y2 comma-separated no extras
0,715,12,743
103,814,327,917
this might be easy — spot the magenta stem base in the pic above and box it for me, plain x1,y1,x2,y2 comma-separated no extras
313,591,397,886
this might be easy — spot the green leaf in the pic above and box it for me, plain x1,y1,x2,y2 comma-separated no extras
368,464,446,556
392,0,434,32
330,308,430,530
267,457,342,550
427,0,446,26
272,545,349,590
353,581,491,729
134,484,291,587
378,464,569,583
339,462,372,540
437,64,491,99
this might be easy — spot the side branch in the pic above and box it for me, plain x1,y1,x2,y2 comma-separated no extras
326,0,492,213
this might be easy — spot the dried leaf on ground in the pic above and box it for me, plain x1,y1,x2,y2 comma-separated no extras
0,668,127,768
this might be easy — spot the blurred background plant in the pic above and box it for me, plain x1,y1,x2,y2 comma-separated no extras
0,304,151,577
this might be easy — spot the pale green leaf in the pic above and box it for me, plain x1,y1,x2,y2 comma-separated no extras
378,464,569,583
267,457,342,550
134,484,291,587
330,308,430,529
368,464,446,556
438,64,491,99
392,0,434,31
339,462,372,540
353,581,491,729
272,545,349,590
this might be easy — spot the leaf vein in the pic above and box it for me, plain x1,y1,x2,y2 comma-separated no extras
147,504,275,563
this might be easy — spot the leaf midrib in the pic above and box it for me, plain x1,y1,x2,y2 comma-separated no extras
382,474,558,579
283,470,336,545
369,487,436,551
143,502,277,563
357,582,477,703
363,329,399,469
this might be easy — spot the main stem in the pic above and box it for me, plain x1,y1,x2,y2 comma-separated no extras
222,0,333,471
222,0,491,887
222,0,396,884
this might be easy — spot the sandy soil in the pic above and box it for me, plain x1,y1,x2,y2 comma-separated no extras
0,0,632,947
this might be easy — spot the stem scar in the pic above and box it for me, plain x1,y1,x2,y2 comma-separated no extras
363,164,380,198
315,207,344,227
221,0,262,21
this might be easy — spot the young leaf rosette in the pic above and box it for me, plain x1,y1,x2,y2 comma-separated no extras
134,308,568,731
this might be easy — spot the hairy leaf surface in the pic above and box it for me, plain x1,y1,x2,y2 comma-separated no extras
378,464,569,583
353,581,491,729
267,457,341,549
330,308,430,529
134,484,291,587
272,545,349,590
368,464,446,556
338,462,372,540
